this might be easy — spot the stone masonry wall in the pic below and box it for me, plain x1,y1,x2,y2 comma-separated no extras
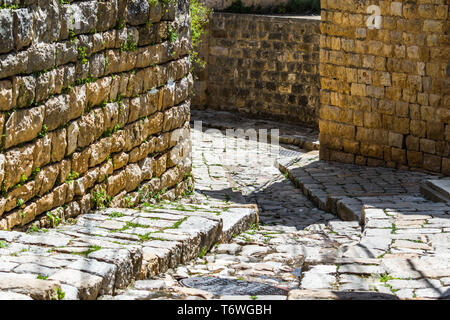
0,0,193,231
201,0,289,10
194,12,321,127
319,0,449,174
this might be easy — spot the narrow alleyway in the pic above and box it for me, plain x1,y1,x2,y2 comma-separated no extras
1,111,448,300
108,111,450,300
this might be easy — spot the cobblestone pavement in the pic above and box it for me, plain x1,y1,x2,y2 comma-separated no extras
0,201,257,300
107,116,450,300
191,109,319,151
0,122,258,300
1,113,449,300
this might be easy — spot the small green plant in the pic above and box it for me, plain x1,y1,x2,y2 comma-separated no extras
70,245,102,257
124,195,134,208
167,26,178,43
249,223,260,231
30,167,41,180
68,30,77,43
37,275,49,280
108,211,124,218
56,288,65,300
38,124,48,138
391,223,398,234
115,19,126,30
65,171,79,183
190,0,211,72
16,198,24,208
75,74,97,86
148,0,158,6
20,174,27,184
104,54,109,71
0,240,8,248
46,211,62,227
138,233,153,241
92,188,112,209
198,246,208,258
78,46,88,64
120,36,137,52
170,216,188,229
27,225,41,233
0,3,20,9
379,273,395,283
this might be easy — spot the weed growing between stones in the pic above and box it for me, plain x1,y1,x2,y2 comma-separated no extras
108,211,124,219
167,26,178,43
70,245,102,257
198,246,208,258
46,211,62,227
54,288,66,300
92,187,112,209
120,36,138,52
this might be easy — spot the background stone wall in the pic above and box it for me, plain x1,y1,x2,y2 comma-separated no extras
201,0,290,10
319,0,449,174
0,0,193,231
193,12,321,127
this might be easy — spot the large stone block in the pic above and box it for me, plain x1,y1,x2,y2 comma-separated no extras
0,9,14,54
4,106,44,149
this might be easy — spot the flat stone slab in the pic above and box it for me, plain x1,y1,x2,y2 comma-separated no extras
0,291,33,300
0,273,61,300
288,289,399,300
426,179,450,198
421,179,450,203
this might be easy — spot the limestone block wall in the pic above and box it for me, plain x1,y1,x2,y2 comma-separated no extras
319,0,449,174
0,0,194,231
194,12,321,127
201,0,289,10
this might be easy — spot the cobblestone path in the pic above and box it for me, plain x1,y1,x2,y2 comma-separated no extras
110,111,450,300
1,111,449,300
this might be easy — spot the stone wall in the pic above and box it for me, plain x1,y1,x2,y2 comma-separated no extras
319,0,449,174
201,0,289,10
0,0,193,231
194,12,321,127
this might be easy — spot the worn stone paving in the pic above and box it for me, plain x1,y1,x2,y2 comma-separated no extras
191,109,319,151
106,117,450,300
279,156,442,221
1,113,449,300
0,200,257,300
0,133,258,301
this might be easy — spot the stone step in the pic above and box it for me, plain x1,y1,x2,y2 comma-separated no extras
0,205,258,300
279,157,442,224
421,179,450,203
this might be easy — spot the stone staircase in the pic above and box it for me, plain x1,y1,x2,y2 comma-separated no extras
0,203,258,300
